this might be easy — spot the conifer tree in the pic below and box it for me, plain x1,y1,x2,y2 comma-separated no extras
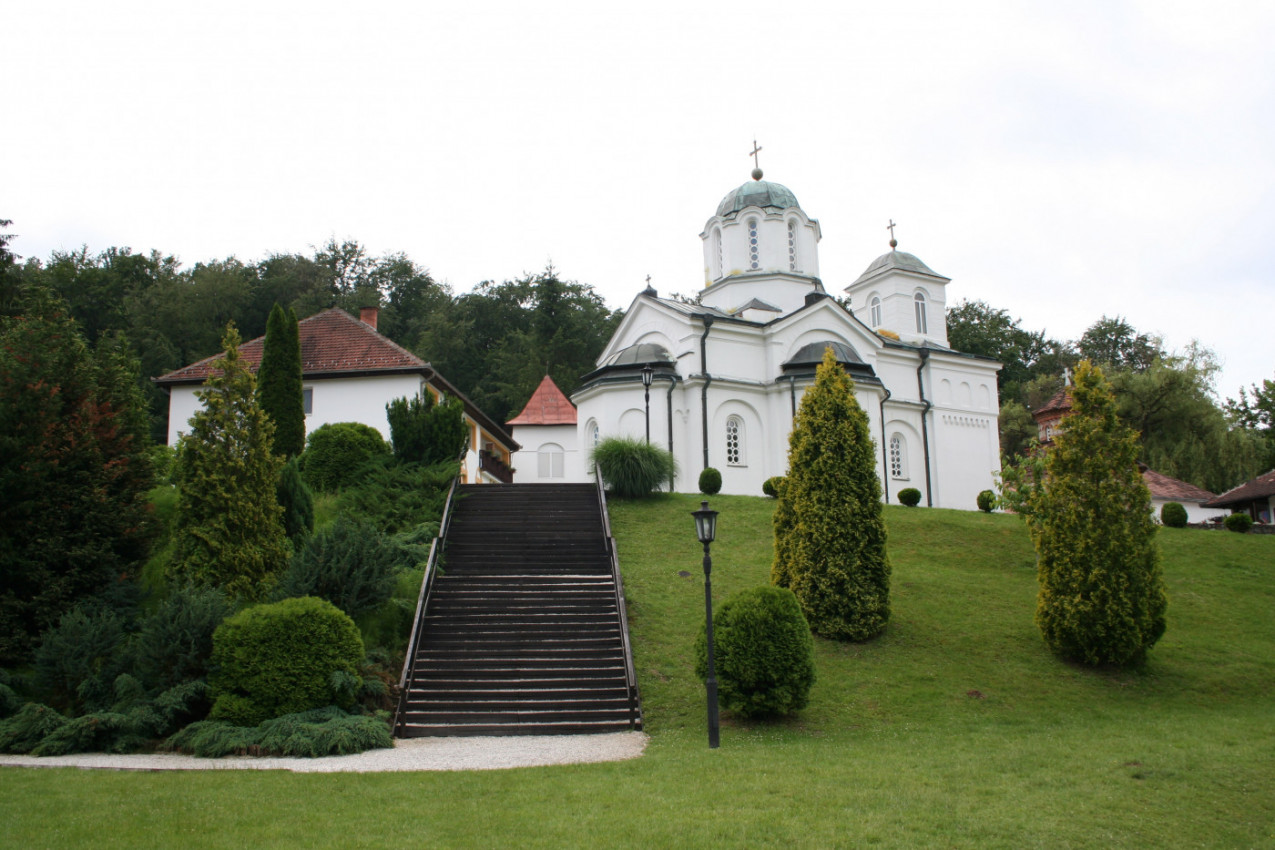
256,303,305,457
773,347,890,641
1026,360,1167,666
174,323,289,599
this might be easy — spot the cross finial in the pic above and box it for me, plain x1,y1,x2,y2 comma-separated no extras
646,274,651,286
749,139,764,180
1063,366,1072,386
887,219,898,249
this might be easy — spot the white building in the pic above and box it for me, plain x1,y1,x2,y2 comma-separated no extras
568,169,1003,509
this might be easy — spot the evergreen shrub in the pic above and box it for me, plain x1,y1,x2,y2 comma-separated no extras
276,457,315,543
386,393,468,466
898,488,922,507
699,467,722,495
1025,361,1167,666
762,476,785,498
34,606,129,714
772,348,890,641
977,489,996,513
208,596,364,726
1160,502,1188,528
257,304,305,458
300,422,390,492
1224,513,1253,533
167,706,391,757
694,586,815,718
336,458,454,533
277,517,410,618
130,583,234,694
0,703,67,754
591,437,676,498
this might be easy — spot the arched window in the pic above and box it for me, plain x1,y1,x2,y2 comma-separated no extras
914,292,928,334
747,219,759,270
725,416,744,466
587,422,600,450
537,443,564,479
713,227,723,278
870,296,882,328
889,434,907,479
788,220,798,272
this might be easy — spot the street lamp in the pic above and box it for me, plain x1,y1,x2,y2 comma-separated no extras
692,500,720,748
641,363,654,444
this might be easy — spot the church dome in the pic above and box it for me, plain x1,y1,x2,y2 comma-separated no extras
715,180,801,218
854,250,947,284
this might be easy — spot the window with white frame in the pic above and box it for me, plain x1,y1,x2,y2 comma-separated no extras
889,434,907,479
302,387,313,416
870,296,882,328
725,416,744,465
747,219,759,270
788,220,798,271
588,422,600,448
713,227,723,278
537,443,564,479
914,292,928,334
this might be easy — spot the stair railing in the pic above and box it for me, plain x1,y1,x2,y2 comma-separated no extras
594,463,644,730
393,454,465,737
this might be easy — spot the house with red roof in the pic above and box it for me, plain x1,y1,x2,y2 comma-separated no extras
506,374,581,481
155,307,519,484
1204,469,1275,524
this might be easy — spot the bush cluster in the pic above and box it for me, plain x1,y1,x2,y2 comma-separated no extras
209,596,364,726
166,706,391,758
1224,513,1253,533
977,489,996,513
1160,502,1188,528
762,476,785,498
277,458,315,543
277,518,412,618
300,422,390,492
386,393,468,466
335,458,454,533
591,437,676,498
897,488,922,507
695,586,815,718
698,467,722,495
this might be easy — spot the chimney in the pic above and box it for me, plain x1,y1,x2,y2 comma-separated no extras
359,306,379,330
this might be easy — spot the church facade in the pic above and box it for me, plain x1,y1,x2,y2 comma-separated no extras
525,170,1002,509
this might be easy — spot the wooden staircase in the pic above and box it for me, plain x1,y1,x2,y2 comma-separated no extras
394,482,643,736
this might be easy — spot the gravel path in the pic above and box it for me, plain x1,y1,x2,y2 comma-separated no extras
0,731,648,773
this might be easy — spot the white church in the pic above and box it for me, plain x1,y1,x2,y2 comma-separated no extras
509,167,1003,509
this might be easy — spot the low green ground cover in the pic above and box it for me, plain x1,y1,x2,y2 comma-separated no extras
3,496,1272,848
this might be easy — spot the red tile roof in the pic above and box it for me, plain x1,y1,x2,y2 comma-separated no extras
507,375,577,426
1033,386,1072,420
1204,469,1275,508
154,308,425,384
1141,467,1216,503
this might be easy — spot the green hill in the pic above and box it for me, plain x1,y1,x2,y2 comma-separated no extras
3,495,1272,848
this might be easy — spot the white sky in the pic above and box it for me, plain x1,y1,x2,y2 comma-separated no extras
6,0,1273,400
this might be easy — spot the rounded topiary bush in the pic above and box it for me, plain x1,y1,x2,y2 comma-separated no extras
209,596,364,726
694,586,816,719
300,423,390,492
590,436,676,498
897,487,922,507
977,489,995,513
699,467,722,495
1224,512,1253,534
762,476,785,498
1160,501,1188,528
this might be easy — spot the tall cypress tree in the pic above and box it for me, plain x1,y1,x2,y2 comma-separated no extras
174,323,289,599
773,347,890,641
257,303,304,457
1027,360,1167,666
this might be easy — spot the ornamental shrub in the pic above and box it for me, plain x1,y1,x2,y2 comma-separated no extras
772,347,890,642
977,489,996,513
276,517,411,618
300,422,390,492
694,586,815,718
897,488,922,507
129,583,234,694
699,467,722,495
1160,502,1188,528
167,705,391,757
34,605,129,714
208,596,364,726
591,436,676,498
277,457,315,543
1024,361,1167,666
386,392,468,466
335,458,455,533
1224,512,1253,533
762,476,785,498
257,304,305,458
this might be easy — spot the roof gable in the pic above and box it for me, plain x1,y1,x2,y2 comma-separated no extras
1141,467,1216,503
508,375,577,426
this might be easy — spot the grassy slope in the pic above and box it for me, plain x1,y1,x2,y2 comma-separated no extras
3,496,1273,849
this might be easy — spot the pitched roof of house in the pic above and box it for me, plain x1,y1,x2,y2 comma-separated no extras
1204,469,1275,508
1034,386,1072,421
154,308,424,384
507,375,577,426
1140,466,1216,504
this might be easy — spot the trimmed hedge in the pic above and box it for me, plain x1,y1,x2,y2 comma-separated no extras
209,597,365,726
300,423,390,492
699,467,722,495
762,476,785,498
898,488,922,507
695,586,815,718
1225,513,1253,534
1160,502,1188,528
977,489,995,513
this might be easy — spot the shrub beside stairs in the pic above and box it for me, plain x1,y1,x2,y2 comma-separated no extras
394,483,643,736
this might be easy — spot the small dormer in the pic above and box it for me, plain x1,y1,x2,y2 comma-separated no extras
844,243,951,347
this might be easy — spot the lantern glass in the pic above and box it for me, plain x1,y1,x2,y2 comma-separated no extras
692,501,718,544
641,364,654,388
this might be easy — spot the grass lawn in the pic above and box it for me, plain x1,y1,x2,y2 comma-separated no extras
3,495,1273,848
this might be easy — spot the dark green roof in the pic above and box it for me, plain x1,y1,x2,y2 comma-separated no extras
716,180,801,217
853,249,948,285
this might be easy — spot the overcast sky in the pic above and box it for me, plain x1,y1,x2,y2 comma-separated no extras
6,1,1272,400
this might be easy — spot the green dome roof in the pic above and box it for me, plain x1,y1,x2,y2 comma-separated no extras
715,180,801,218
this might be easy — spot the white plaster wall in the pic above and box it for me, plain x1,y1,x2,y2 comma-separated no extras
510,423,580,482
1151,498,1228,524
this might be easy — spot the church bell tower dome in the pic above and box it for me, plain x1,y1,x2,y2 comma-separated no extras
715,179,803,219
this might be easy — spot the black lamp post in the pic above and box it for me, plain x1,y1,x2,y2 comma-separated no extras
641,363,654,444
692,500,720,748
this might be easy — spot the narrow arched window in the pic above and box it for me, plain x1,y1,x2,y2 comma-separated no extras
587,422,600,450
914,292,928,334
537,443,564,478
788,220,798,272
712,227,723,278
747,219,760,270
725,416,744,465
889,434,906,479
870,296,882,328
